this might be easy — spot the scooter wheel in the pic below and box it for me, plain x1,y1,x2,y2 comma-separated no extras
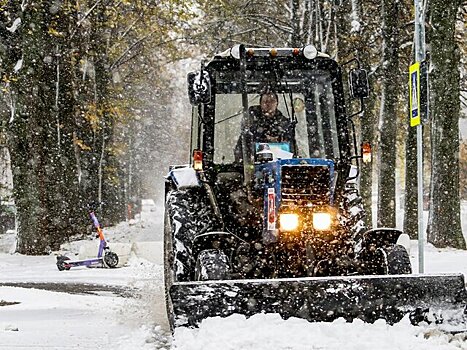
57,256,71,271
104,251,119,268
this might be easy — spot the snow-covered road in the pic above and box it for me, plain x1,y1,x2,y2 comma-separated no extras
0,210,171,349
1,205,467,349
174,313,467,350
0,251,171,349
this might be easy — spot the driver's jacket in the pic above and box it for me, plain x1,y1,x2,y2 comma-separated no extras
234,105,293,162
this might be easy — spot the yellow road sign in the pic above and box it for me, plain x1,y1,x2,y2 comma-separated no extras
409,62,421,127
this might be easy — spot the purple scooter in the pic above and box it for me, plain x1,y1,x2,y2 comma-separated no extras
56,211,119,271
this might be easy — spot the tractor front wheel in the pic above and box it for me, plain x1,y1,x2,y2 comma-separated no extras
386,244,412,274
372,244,412,275
194,249,230,281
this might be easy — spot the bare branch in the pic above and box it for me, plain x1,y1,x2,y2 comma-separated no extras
238,12,292,29
110,30,157,71
322,5,334,52
110,37,183,71
230,28,260,37
77,0,104,27
119,16,143,40
245,14,293,34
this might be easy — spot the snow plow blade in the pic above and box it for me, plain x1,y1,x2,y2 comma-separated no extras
170,274,467,328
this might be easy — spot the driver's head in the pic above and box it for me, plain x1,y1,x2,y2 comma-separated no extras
260,92,278,116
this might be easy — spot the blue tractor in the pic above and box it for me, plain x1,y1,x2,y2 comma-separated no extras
164,45,467,329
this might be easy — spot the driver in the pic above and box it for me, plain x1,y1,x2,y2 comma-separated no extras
235,87,293,162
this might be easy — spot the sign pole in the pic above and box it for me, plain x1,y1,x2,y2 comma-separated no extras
413,0,426,273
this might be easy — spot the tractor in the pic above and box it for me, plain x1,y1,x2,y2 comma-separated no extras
164,45,467,329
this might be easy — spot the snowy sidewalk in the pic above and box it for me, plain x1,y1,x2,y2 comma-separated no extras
0,211,172,349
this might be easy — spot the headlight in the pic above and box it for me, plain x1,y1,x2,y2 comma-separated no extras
280,213,299,231
230,44,240,59
303,45,318,59
313,212,332,231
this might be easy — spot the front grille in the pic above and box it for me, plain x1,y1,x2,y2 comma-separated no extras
280,165,331,205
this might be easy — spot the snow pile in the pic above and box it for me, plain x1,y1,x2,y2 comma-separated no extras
0,229,16,254
173,314,465,350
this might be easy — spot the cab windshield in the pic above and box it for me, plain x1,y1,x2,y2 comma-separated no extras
212,70,340,164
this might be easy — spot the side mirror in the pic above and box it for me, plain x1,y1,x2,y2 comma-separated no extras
349,68,369,99
187,70,211,105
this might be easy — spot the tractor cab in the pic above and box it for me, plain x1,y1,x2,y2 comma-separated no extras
187,45,369,244
188,45,368,182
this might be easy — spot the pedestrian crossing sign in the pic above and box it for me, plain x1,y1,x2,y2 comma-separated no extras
409,62,421,127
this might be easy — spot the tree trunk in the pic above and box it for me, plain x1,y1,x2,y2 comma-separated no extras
92,2,125,224
427,0,465,249
290,0,301,46
10,2,57,254
54,3,87,238
5,1,83,254
377,0,400,228
360,80,376,229
357,0,381,229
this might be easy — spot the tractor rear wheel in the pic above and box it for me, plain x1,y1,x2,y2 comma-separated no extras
164,209,175,331
340,184,366,240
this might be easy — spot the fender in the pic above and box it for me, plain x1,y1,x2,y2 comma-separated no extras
167,166,200,189
362,228,403,248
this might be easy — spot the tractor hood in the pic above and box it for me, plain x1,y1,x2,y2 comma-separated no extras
255,158,336,244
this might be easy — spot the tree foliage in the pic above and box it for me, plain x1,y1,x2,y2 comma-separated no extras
0,0,465,253
0,0,194,254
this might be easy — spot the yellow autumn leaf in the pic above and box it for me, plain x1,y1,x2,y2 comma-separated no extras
74,138,91,151
84,104,101,132
48,27,64,37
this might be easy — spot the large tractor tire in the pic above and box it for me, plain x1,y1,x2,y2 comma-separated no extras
372,244,412,275
164,187,218,330
164,187,218,282
164,210,175,330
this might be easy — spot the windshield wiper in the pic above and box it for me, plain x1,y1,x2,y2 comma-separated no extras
215,95,259,124
215,110,243,124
